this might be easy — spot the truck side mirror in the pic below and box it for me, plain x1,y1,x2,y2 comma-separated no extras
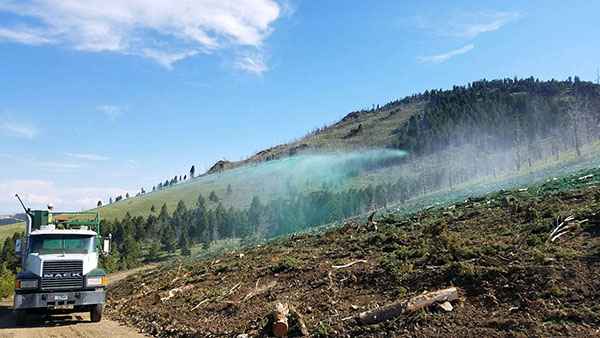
15,239,22,257
102,235,111,255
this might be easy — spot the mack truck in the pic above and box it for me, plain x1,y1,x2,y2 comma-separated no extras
12,195,111,326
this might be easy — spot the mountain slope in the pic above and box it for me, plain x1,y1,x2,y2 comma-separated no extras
106,167,600,337
94,77,600,222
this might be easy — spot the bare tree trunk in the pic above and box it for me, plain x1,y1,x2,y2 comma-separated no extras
421,165,427,195
448,159,453,189
573,114,581,157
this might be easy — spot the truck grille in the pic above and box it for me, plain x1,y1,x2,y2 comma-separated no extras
41,260,84,290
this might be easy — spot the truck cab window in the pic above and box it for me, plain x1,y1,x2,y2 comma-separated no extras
30,235,97,254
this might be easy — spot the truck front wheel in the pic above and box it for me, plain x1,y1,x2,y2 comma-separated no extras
15,309,27,326
90,304,104,322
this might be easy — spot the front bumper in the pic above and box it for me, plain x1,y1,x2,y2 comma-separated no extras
14,289,105,309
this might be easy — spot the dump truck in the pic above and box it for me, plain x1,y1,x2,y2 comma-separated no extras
13,195,111,325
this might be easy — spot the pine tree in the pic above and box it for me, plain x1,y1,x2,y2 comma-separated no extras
180,231,191,256
158,203,169,222
209,191,219,203
122,235,141,268
1,236,18,272
148,242,160,261
161,225,177,253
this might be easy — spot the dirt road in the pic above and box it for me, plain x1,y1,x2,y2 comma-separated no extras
0,266,154,338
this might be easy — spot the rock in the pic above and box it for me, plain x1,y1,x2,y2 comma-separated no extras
438,301,453,312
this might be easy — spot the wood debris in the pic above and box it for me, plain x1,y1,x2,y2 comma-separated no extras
272,302,290,337
331,260,367,269
366,211,378,231
438,301,453,312
154,288,182,304
289,304,309,336
242,279,277,302
548,216,588,242
358,287,459,325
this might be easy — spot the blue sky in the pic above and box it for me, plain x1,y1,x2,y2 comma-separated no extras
1,0,599,213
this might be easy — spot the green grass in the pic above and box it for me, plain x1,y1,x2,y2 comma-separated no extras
0,222,25,244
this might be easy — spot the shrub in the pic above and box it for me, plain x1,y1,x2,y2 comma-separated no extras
0,263,15,298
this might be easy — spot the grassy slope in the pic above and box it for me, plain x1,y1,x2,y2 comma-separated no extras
106,167,600,337
92,135,600,222
0,222,24,243
92,101,423,221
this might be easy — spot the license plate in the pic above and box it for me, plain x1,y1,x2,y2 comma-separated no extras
54,294,68,301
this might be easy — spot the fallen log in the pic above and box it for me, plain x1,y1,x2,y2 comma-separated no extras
272,302,289,337
358,287,458,325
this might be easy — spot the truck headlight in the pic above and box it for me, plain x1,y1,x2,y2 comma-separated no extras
86,276,106,287
15,279,38,289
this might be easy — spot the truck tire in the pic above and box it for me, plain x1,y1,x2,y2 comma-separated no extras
90,304,104,322
15,309,27,326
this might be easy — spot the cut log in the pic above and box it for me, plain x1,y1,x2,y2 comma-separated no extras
359,287,458,325
272,302,290,337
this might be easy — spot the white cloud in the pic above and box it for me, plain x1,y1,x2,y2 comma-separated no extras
235,52,269,74
127,159,140,164
0,27,55,45
0,0,281,71
39,162,83,172
97,105,122,121
0,119,38,138
64,152,110,161
413,11,520,39
418,44,474,64
0,179,130,212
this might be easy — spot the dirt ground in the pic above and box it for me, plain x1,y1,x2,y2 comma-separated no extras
0,266,154,338
107,170,600,337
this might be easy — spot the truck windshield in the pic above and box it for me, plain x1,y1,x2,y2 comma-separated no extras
29,235,97,254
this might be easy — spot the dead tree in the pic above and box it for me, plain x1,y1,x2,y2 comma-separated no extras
567,103,583,157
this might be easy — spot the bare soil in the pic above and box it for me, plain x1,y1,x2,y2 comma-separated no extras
106,171,600,337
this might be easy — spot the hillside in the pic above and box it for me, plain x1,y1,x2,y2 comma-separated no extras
106,167,600,337
0,214,25,226
94,77,600,222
